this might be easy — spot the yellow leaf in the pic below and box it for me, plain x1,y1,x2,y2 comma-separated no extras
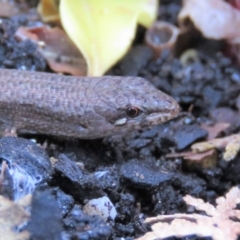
60,0,157,76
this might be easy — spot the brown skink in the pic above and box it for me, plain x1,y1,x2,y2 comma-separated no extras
0,69,179,139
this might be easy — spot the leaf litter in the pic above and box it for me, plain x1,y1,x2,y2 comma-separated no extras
136,186,240,240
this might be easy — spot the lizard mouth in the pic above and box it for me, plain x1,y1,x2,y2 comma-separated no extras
145,104,180,125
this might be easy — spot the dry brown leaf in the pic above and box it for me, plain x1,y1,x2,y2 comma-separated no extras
167,133,240,165
183,149,216,161
229,0,240,9
201,122,230,140
0,0,36,19
136,186,240,240
15,26,87,76
184,149,217,169
178,0,240,44
166,151,193,158
166,149,217,169
191,134,240,161
0,1,19,17
0,195,31,240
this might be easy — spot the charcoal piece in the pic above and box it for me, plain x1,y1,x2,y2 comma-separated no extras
55,188,75,217
53,154,104,200
173,125,208,150
27,189,63,240
120,160,173,188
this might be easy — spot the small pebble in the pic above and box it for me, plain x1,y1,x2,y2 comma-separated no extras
83,196,117,221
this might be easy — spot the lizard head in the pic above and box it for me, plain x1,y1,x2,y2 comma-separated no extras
89,76,180,138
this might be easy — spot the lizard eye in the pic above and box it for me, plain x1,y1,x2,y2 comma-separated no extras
126,106,140,118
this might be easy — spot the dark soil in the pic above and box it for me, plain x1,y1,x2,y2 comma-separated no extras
0,1,240,240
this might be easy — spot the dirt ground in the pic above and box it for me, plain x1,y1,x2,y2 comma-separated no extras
0,0,240,240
